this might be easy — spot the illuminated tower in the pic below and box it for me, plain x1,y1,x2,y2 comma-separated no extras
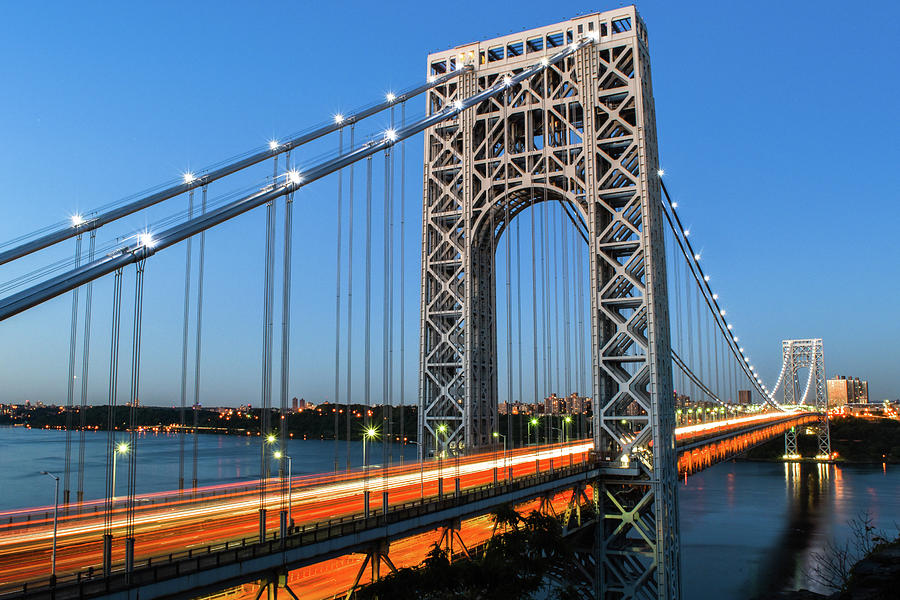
419,6,679,597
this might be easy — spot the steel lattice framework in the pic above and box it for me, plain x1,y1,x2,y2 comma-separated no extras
419,7,679,598
782,338,830,457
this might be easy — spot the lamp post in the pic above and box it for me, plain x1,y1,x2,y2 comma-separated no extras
436,424,448,497
112,442,129,502
362,426,378,470
260,433,277,542
40,471,59,583
492,432,507,470
563,416,572,444
273,451,292,537
528,418,539,446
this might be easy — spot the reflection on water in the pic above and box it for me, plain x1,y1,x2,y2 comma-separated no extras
681,460,900,599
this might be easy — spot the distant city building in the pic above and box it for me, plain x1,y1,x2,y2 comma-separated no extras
738,390,752,405
499,395,590,416
292,397,299,412
827,376,869,406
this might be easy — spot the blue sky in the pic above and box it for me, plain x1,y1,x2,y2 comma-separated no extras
0,0,897,407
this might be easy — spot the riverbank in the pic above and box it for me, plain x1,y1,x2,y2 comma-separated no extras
745,416,900,463
776,539,900,599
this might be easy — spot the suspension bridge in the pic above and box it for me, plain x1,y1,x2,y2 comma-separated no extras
0,6,830,600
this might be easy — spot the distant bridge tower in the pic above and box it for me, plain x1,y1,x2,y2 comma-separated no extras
782,338,830,457
419,6,679,598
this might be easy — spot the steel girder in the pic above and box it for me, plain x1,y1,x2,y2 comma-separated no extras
782,339,830,456
420,7,679,599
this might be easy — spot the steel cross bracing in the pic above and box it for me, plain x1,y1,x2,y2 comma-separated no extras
781,338,830,457
420,7,679,599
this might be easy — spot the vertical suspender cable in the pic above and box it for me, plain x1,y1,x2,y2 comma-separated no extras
552,206,561,400
63,234,83,506
192,185,207,490
695,285,704,404
541,201,550,442
333,128,344,472
399,102,407,461
259,155,278,540
561,212,572,407
545,205,552,398
364,155,373,474
705,298,712,401
345,124,355,471
382,147,391,475
673,239,684,400
516,217,523,447
714,316,721,402
101,267,123,576
77,230,96,503
179,190,194,491
503,85,513,451
387,107,395,466
574,223,585,439
531,186,539,422
125,259,145,572
280,151,294,525
684,257,694,404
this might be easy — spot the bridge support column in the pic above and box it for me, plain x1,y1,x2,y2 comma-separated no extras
563,483,591,532
102,533,112,576
125,536,135,573
258,508,267,543
437,518,469,559
784,427,798,458
343,541,396,600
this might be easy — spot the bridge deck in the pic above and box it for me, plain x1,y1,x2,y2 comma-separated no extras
0,411,816,600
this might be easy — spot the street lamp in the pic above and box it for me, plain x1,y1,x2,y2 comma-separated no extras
40,471,59,583
435,424,449,497
563,416,572,443
492,432,507,470
260,433,278,542
435,424,448,457
528,418,539,446
362,426,379,469
112,442,129,502
273,450,292,537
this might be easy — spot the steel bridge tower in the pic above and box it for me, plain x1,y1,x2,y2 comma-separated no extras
419,7,679,598
782,338,830,457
